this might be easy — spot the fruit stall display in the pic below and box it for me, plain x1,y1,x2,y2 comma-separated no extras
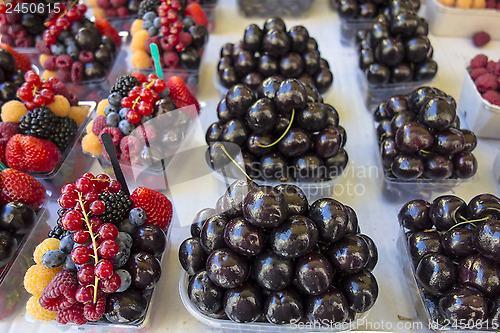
0,45,30,109
216,17,333,94
399,194,500,329
236,0,315,17
179,179,378,327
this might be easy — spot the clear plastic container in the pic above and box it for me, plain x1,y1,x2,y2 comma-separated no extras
458,68,500,140
495,149,500,185
339,17,374,46
0,193,51,321
140,67,200,96
237,0,315,17
425,0,500,39
179,271,370,333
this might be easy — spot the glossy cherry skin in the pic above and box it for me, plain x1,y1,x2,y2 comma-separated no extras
390,111,416,133
218,179,258,218
191,208,216,238
326,234,369,275
305,286,350,324
296,102,329,131
264,289,303,324
461,129,477,152
262,28,290,57
223,217,265,256
474,220,500,263
309,198,348,244
0,202,35,235
206,248,250,289
274,184,308,216
429,195,467,231
415,253,456,296
467,194,500,220
243,185,288,228
433,128,465,155
243,24,262,52
438,286,487,324
258,76,282,100
359,234,378,271
253,250,294,291
324,148,349,179
408,86,438,113
277,128,311,157
380,137,398,168
395,122,434,154
366,63,390,85
274,78,307,114
125,252,162,290
340,269,378,313
453,151,477,179
179,237,207,276
259,152,288,180
423,154,454,180
246,98,277,134
295,252,334,295
458,254,500,296
390,154,424,179
344,206,360,235
225,84,256,118
270,215,318,258
419,97,456,130
293,154,325,182
407,230,442,261
258,54,278,77
132,224,166,256
441,228,474,260
314,126,342,159
223,282,263,323
398,199,432,231
104,289,148,324
375,38,404,67
188,270,224,315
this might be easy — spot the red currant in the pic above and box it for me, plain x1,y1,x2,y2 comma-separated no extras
167,34,179,46
160,26,170,37
76,3,87,15
58,192,77,209
17,86,33,102
40,82,53,90
33,94,47,107
98,273,121,293
25,101,36,111
61,183,77,194
98,239,119,259
90,200,105,215
121,96,133,108
47,77,59,84
66,8,79,21
153,79,167,92
77,264,95,285
166,10,178,24
126,110,141,124
107,180,122,193
82,172,94,179
129,86,141,99
76,177,93,193
49,25,61,36
73,200,89,213
172,20,183,30
73,229,90,244
171,0,181,11
98,223,118,240
83,190,99,204
160,17,169,26
94,174,110,190
175,43,186,53
151,89,160,103
61,210,84,231
71,246,91,265
24,71,40,85
94,259,114,280
40,89,55,104
0,4,6,13
140,88,153,102
137,101,153,116
89,217,103,234
75,285,94,303
147,74,159,81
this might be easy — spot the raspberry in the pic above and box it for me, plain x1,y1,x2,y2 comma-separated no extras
0,143,6,164
483,90,500,106
179,32,193,47
120,150,131,162
131,50,151,70
92,116,108,136
1,101,28,123
475,73,498,92
71,61,84,83
82,133,103,155
96,99,109,117
470,54,488,69
26,295,57,322
35,40,51,54
117,6,129,16
56,302,87,325
131,20,144,37
470,67,488,80
46,95,71,117
83,296,106,321
79,51,94,64
120,135,140,155
34,238,60,264
163,51,179,68
54,69,71,83
67,93,79,106
494,62,500,76
24,264,61,295
0,122,19,145
99,127,123,146
105,8,117,17
69,105,90,126
43,55,57,71
472,31,491,47
39,270,78,311
487,60,497,74
56,55,73,70
111,0,127,7
131,30,148,52
486,0,496,6
97,0,111,8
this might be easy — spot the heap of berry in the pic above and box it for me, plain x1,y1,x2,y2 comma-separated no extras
468,54,500,107
180,179,379,325
87,0,140,20
24,173,172,325
437,0,500,9
0,0,60,48
357,0,437,85
36,3,120,83
216,17,333,94
130,1,208,71
374,86,478,180
0,70,89,174
82,73,199,165
400,194,500,327
206,78,348,182
0,45,31,109
334,0,420,20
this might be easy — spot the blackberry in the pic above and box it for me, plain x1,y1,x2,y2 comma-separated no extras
138,0,161,17
19,107,56,139
99,191,133,225
110,75,140,98
48,222,70,239
50,116,78,151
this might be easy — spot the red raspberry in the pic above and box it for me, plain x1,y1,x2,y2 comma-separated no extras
162,51,179,68
179,32,193,47
35,40,51,54
39,270,78,312
475,73,498,92
472,32,491,48
119,150,130,162
470,54,488,69
483,90,500,107
487,60,497,74
83,296,106,321
120,135,140,155
99,127,123,146
117,6,129,16
79,51,94,63
43,55,57,71
92,116,108,136
0,122,19,145
110,0,127,7
56,302,87,325
97,0,111,9
56,55,73,70
470,67,488,80
71,61,84,83
55,69,71,83
486,0,496,7
494,62,500,76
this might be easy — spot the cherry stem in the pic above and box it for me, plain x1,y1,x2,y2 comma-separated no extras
77,192,99,304
419,149,431,154
448,220,477,231
458,215,489,224
215,143,252,181
256,109,295,148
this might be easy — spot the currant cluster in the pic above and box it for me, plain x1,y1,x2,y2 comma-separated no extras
156,0,187,52
17,70,55,110
43,3,86,46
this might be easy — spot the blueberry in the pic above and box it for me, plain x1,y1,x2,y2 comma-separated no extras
41,250,66,268
119,108,129,119
129,207,146,226
50,43,65,56
148,27,158,37
108,92,122,107
63,255,76,271
153,17,162,28
115,269,132,292
104,104,117,116
182,17,195,30
66,44,80,59
143,11,157,21
59,234,75,254
112,246,131,268
116,231,133,249
142,20,153,30
107,112,121,127
117,218,136,234
118,119,134,135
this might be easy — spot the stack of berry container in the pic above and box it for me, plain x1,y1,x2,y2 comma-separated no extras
425,0,500,39
339,17,375,46
236,0,315,17
495,149,500,185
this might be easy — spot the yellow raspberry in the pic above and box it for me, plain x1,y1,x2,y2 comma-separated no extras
86,119,95,134
131,50,151,70
24,264,61,295
96,99,109,117
131,30,148,52
456,0,472,7
131,19,144,37
46,95,70,117
93,7,105,19
87,0,98,7
438,0,456,5
68,105,90,126
26,295,56,321
471,0,485,7
1,100,28,123
41,70,56,80
33,238,60,264
82,133,102,155
39,54,50,67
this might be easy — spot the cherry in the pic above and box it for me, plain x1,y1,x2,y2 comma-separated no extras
98,239,119,259
73,229,90,244
98,223,118,240
77,264,95,285
71,246,91,265
61,210,84,231
90,200,105,215
58,192,77,209
107,180,121,193
99,273,121,293
95,259,114,280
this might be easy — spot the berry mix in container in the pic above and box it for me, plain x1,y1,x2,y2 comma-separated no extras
35,3,121,84
24,172,173,325
0,44,31,109
399,194,500,329
179,179,379,326
216,17,333,94
237,0,315,17
0,69,91,175
374,86,478,181
82,72,199,168
129,0,208,74
206,78,348,183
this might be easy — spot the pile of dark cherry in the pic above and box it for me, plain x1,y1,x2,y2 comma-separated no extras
217,17,333,94
375,86,478,180
0,48,25,108
335,0,419,20
206,78,348,182
357,0,437,85
179,179,379,325
400,193,500,327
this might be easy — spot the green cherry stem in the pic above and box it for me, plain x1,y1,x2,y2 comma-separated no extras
215,143,252,181
256,109,295,148
448,216,488,231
